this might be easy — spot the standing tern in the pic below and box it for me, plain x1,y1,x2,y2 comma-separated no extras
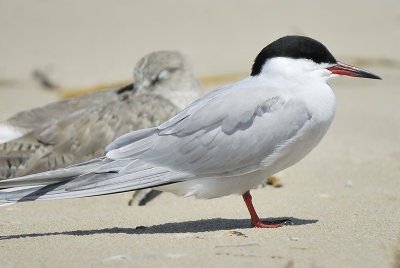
0,36,381,228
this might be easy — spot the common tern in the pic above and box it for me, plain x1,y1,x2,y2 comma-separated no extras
0,36,381,228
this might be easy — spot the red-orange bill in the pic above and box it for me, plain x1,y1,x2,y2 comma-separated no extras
327,62,381,79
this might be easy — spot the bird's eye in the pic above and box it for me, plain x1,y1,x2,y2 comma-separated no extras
158,69,171,80
151,69,170,86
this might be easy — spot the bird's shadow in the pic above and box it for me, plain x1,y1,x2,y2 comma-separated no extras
0,217,317,240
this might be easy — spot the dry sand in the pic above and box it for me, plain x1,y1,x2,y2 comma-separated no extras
0,1,399,267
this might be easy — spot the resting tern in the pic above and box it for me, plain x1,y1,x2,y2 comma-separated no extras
0,36,381,228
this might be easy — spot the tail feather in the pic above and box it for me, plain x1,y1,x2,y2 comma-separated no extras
0,157,109,189
0,158,190,204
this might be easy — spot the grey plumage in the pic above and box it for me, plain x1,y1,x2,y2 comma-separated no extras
0,51,203,181
0,91,177,178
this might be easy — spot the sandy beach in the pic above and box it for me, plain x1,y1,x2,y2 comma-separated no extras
0,1,399,267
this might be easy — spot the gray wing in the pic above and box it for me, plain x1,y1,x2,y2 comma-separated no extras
5,89,122,130
0,88,125,144
0,92,178,179
108,81,312,177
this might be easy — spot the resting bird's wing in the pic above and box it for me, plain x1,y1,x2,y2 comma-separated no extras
0,78,312,203
0,88,126,144
0,92,178,179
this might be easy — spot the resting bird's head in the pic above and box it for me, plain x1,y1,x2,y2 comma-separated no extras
133,51,203,110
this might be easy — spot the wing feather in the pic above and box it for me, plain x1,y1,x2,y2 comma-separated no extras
109,78,312,177
0,93,177,179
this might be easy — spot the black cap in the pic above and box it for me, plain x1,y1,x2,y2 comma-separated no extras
251,36,337,76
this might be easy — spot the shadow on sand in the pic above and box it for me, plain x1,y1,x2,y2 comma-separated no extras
0,217,317,240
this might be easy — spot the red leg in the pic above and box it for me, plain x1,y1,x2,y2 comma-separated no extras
242,190,289,228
